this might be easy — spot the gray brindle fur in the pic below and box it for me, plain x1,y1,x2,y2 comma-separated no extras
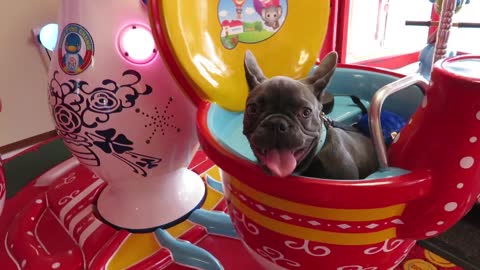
242,50,378,179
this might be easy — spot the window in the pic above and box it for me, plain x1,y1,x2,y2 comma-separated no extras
346,0,433,63
448,1,480,54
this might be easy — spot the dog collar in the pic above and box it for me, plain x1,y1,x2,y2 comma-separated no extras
291,123,327,177
315,122,328,155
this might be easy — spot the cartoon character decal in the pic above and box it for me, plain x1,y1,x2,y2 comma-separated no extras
260,5,282,29
58,23,94,75
218,0,288,49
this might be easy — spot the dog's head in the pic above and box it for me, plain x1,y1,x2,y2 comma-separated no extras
242,50,338,177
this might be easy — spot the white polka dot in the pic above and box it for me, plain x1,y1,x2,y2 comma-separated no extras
476,111,480,120
52,262,61,269
26,231,33,236
425,231,438,237
457,183,464,189
444,202,458,212
460,156,474,169
437,221,444,225
68,250,73,255
35,199,43,204
30,217,34,221
393,133,401,144
470,137,477,143
408,119,413,125
422,96,428,108
21,259,26,267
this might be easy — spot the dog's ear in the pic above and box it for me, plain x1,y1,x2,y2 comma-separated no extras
302,51,338,101
244,50,267,91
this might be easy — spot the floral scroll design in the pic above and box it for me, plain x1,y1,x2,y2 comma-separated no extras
257,246,301,268
363,239,404,255
285,240,331,257
387,241,416,270
48,69,161,177
231,208,259,235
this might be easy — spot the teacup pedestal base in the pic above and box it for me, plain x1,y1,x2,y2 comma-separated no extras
95,168,206,232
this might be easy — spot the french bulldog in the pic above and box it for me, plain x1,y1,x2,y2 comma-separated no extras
242,50,378,179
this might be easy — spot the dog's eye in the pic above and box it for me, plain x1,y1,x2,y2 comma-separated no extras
246,104,258,114
301,108,312,118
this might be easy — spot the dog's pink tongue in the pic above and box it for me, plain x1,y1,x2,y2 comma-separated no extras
264,149,297,177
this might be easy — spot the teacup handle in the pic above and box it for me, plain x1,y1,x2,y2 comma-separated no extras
369,74,429,170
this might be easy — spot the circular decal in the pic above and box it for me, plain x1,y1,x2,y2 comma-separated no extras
403,259,438,270
218,0,288,49
58,23,95,75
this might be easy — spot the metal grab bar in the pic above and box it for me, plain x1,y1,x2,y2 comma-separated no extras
368,74,429,170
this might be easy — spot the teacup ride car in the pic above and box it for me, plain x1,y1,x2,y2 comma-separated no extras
149,0,480,269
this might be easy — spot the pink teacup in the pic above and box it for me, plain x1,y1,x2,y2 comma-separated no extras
47,0,205,231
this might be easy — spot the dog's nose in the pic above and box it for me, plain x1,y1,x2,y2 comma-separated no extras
263,117,289,133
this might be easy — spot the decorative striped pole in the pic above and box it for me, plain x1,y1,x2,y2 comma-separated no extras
431,0,457,72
